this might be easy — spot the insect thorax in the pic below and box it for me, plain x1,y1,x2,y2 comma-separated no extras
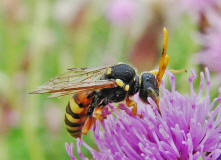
103,64,136,84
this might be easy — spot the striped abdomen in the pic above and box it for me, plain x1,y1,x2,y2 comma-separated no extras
65,92,93,138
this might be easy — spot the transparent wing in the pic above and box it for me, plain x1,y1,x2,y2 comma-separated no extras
30,65,117,97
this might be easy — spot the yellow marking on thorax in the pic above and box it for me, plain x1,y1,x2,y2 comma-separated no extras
124,84,130,91
106,68,112,75
116,79,124,87
65,113,81,123
69,97,85,114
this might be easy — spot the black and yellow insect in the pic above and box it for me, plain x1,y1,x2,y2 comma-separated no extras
30,28,176,138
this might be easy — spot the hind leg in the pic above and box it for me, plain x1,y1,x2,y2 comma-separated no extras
150,69,186,76
82,116,95,135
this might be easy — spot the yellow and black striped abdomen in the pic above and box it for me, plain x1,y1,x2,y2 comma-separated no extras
65,92,93,138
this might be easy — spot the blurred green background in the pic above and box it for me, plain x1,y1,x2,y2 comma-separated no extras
0,0,220,159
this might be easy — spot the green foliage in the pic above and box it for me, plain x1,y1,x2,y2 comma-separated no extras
167,16,199,93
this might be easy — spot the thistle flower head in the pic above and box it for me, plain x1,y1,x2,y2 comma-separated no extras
66,69,221,160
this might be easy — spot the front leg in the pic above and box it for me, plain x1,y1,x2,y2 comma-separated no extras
126,97,142,118
82,106,108,135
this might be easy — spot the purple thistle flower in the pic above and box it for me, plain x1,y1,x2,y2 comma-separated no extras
65,143,76,160
66,69,221,160
195,13,221,72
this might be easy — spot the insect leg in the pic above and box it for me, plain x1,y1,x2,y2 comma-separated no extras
87,93,103,116
93,107,107,121
82,93,106,135
167,69,187,74
82,116,95,135
150,69,186,75
126,97,142,118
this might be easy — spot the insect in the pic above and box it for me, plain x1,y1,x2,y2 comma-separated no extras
30,28,175,138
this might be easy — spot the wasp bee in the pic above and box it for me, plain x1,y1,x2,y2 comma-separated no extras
30,28,177,138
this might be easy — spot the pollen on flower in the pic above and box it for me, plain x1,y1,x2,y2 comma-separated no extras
65,68,221,160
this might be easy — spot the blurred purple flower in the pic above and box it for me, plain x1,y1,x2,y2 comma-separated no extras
195,13,221,72
217,153,221,160
107,0,137,26
179,0,218,15
66,69,221,160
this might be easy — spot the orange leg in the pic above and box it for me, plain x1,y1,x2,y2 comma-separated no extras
126,97,142,118
82,107,109,135
82,116,95,135
150,69,186,76
167,69,187,74
93,107,106,121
